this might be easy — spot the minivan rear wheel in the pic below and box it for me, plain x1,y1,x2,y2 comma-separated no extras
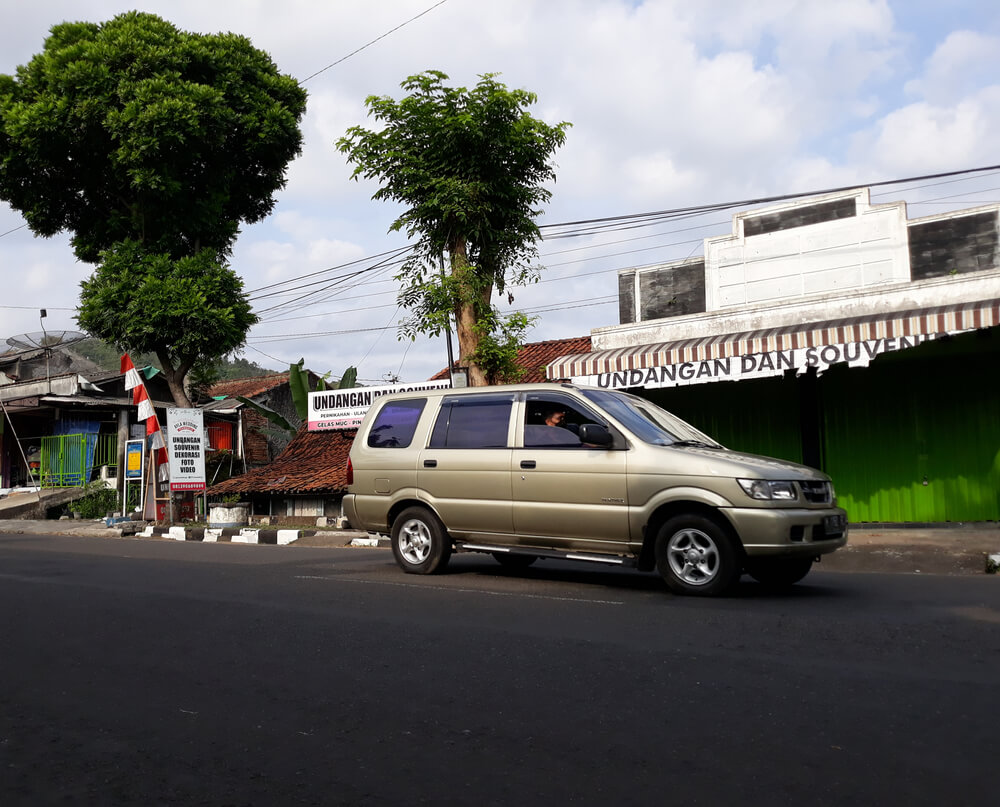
655,515,740,596
391,507,451,574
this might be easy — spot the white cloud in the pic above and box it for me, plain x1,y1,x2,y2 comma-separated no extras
1,0,998,380
904,30,1000,103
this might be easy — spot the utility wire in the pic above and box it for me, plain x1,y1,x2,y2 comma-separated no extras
299,0,450,83
0,223,28,240
245,163,1000,307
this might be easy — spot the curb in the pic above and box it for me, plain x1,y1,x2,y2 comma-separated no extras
139,525,314,546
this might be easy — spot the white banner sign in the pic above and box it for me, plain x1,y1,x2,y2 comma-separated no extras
166,408,206,491
308,381,452,431
574,333,956,391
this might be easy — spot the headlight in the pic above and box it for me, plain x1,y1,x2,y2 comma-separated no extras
737,479,798,500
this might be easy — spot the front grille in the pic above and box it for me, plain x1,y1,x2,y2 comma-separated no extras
799,480,831,504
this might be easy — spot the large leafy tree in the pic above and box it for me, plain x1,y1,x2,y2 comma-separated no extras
338,71,569,386
0,11,307,405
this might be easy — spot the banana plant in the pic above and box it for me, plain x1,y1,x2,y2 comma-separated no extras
237,362,358,436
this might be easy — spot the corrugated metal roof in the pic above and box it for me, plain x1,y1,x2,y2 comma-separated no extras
546,299,1000,379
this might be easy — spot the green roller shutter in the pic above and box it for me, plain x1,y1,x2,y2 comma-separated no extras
821,330,1000,522
644,375,803,464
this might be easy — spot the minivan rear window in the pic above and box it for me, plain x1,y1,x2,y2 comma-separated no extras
367,399,427,448
430,395,512,448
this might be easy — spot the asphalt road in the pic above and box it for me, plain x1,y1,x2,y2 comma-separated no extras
1,534,998,806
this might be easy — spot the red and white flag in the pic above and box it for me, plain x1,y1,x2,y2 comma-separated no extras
121,354,142,392
121,353,170,482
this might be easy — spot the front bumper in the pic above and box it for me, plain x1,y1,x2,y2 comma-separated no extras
722,506,848,557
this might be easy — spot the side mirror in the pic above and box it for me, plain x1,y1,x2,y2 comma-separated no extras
578,423,613,447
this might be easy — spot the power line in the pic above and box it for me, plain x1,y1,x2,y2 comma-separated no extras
244,163,1000,312
0,223,28,240
247,170,1000,327
536,162,1000,236
299,0,450,83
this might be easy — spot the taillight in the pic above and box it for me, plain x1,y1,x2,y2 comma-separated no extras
346,457,354,486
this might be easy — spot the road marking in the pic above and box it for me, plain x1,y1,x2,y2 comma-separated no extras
293,575,624,605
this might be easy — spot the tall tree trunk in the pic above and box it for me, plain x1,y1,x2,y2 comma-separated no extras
450,237,491,387
155,349,194,407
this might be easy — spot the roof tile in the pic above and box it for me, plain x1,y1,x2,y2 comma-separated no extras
430,335,591,382
209,426,353,495
207,373,290,400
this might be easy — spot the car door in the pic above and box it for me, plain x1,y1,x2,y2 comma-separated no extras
416,392,515,540
511,392,630,553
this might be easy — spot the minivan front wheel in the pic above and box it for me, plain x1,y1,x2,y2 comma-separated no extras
655,515,740,596
391,507,451,574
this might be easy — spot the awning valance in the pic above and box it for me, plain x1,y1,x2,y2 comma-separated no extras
546,298,1000,389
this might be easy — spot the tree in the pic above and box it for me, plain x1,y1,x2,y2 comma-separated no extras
338,71,569,386
0,11,307,404
77,241,258,405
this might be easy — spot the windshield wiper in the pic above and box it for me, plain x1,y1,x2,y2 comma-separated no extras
669,439,720,449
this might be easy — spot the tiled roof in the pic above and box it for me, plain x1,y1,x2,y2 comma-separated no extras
209,426,353,496
430,335,592,383
207,373,290,400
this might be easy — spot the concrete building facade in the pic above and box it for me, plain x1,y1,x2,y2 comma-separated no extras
547,188,1000,523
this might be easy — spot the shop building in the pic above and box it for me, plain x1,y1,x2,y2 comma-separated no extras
546,188,1000,523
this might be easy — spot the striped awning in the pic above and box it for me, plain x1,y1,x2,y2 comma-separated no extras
546,298,1000,383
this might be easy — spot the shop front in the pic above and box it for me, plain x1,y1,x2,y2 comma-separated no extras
547,300,1000,523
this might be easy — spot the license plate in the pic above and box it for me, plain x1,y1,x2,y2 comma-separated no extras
823,514,846,536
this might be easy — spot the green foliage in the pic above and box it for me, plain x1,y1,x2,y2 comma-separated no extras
238,362,359,436
72,338,273,397
73,484,119,519
338,71,568,384
471,310,536,385
0,11,306,405
0,11,308,263
186,357,222,402
235,394,295,436
338,367,358,389
288,358,310,421
77,240,258,373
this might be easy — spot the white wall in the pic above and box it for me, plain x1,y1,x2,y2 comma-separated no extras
705,189,912,310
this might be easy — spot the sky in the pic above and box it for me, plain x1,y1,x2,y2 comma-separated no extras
2,0,1000,385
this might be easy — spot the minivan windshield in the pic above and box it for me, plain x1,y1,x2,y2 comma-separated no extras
580,388,723,448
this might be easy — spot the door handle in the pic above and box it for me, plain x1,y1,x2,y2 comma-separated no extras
520,460,536,469
423,459,437,468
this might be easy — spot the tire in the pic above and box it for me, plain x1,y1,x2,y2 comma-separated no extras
492,552,537,569
390,507,451,575
745,557,814,589
654,514,740,596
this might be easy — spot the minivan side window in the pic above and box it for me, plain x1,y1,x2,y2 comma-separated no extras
367,399,427,448
523,394,608,448
430,395,513,449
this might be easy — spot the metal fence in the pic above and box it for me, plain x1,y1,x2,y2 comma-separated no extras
39,433,117,488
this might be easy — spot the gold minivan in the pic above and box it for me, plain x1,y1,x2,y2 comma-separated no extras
342,383,847,596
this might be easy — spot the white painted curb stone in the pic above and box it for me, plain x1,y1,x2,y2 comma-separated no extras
168,526,186,541
232,528,259,544
139,525,154,537
351,536,380,547
204,528,221,543
277,529,299,546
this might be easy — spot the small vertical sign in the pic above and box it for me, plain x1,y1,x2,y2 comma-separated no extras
166,408,206,492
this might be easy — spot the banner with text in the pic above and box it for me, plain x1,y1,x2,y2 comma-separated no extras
308,381,452,431
574,333,954,391
166,408,206,491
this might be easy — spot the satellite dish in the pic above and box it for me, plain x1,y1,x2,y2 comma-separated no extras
6,330,89,352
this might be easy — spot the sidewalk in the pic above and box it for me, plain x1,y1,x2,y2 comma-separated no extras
0,519,997,576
